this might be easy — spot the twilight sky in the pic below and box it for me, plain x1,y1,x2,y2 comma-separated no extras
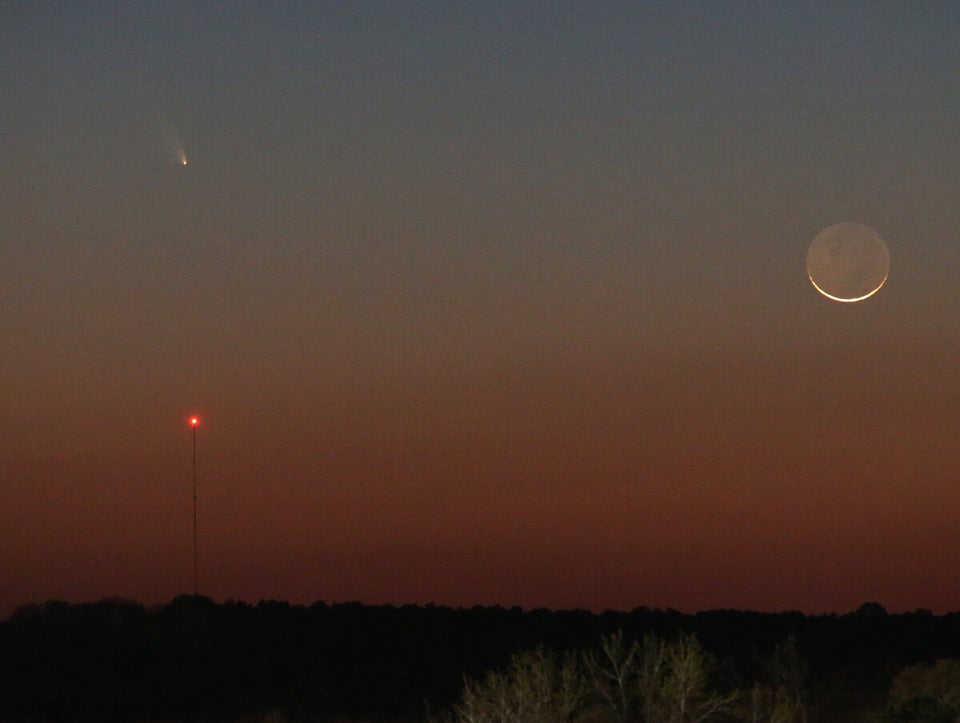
3,2,960,619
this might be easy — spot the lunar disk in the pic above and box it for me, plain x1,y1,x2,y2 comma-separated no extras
806,222,890,302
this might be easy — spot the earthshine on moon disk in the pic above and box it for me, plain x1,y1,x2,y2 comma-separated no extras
806,222,890,303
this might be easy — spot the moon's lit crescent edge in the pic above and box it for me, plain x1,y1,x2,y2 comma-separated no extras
808,271,889,303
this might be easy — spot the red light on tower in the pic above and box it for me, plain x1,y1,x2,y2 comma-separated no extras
190,416,199,427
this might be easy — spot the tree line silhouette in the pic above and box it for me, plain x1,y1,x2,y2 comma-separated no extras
1,596,959,722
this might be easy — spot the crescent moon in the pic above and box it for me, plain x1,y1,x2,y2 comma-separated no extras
806,223,890,303
808,276,887,303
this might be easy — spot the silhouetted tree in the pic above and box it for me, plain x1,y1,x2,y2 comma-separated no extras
636,632,738,723
452,646,591,723
8,599,960,722
879,658,960,722
740,682,803,723
584,630,641,723
737,635,806,723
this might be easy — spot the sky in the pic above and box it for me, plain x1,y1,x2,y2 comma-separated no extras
3,2,960,619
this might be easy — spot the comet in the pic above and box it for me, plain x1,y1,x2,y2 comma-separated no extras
160,121,189,168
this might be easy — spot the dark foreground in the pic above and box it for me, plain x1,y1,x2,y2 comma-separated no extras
1,596,958,722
